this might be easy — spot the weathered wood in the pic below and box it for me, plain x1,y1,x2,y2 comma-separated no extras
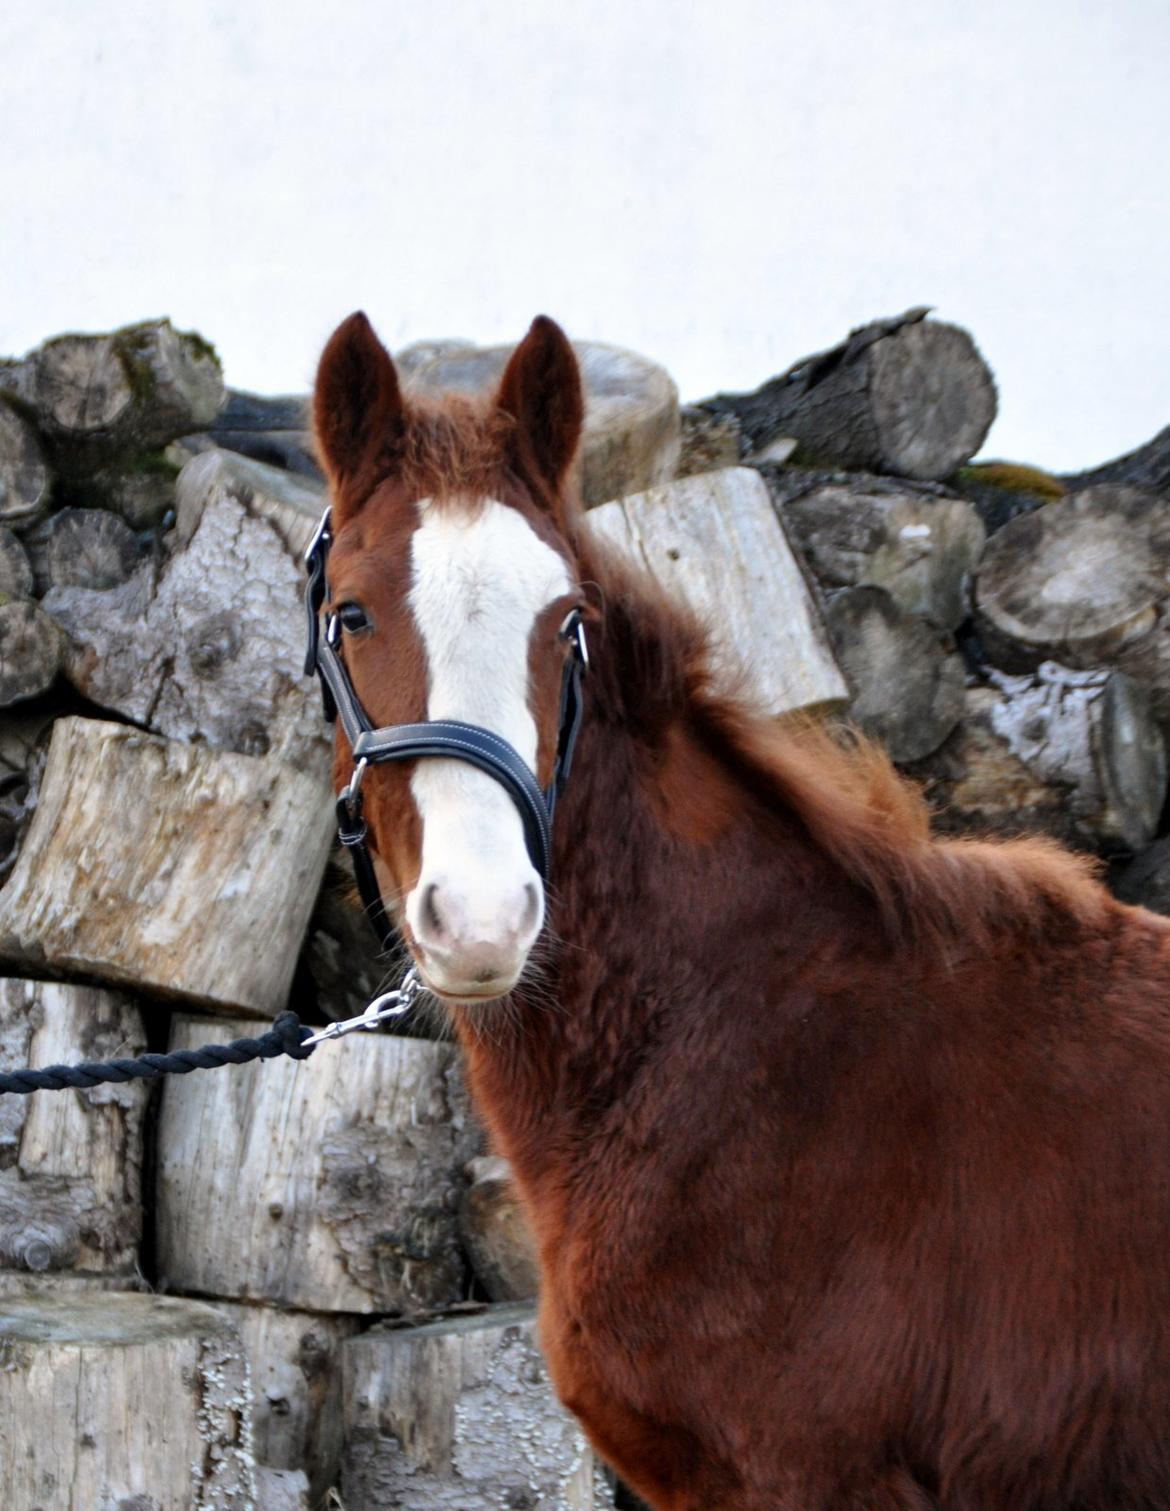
59,451,180,530
0,398,53,529
0,599,63,706
910,664,1166,850
0,716,333,1014
676,404,742,478
404,338,681,505
157,1013,480,1312
0,979,147,1276
43,506,140,591
974,485,1170,673
460,1155,539,1302
1063,422,1170,498
213,1300,360,1500
44,448,331,766
0,524,33,598
0,1289,256,1508
341,1304,615,1509
776,475,985,631
825,586,965,763
28,319,224,471
701,310,997,481
588,467,849,716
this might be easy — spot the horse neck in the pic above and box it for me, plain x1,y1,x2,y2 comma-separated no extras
451,560,820,1192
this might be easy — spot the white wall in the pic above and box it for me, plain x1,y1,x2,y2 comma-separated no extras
2,0,1167,469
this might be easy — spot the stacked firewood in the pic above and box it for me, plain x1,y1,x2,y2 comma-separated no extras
1,307,1168,1509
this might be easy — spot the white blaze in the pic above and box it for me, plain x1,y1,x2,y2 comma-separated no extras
404,497,572,984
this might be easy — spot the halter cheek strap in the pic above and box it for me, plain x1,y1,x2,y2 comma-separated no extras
304,507,588,951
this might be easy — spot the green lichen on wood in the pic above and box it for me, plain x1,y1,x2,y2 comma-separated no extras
954,461,1065,499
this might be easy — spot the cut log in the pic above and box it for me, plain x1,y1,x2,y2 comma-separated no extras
975,485,1170,674
60,451,180,531
0,398,53,529
0,524,33,598
0,599,63,706
43,448,331,766
404,338,681,505
0,979,148,1276
909,664,1166,851
0,1289,256,1508
824,586,965,762
1062,422,1170,498
775,475,985,631
341,1303,615,1509
0,716,334,1014
587,467,849,717
204,390,322,480
27,319,225,471
157,1013,480,1312
460,1155,540,1302
700,309,997,481
213,1300,360,1500
43,506,140,591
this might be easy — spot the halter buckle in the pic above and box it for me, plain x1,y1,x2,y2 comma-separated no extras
560,609,589,673
305,507,333,569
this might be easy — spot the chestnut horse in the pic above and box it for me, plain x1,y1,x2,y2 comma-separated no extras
312,311,1170,1510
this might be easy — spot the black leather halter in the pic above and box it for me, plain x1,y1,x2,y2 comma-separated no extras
304,508,588,951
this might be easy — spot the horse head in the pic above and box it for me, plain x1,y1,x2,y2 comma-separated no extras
312,311,586,1003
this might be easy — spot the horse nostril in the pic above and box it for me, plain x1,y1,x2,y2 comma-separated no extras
423,882,444,939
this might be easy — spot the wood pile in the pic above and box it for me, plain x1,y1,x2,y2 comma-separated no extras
1,308,1168,1508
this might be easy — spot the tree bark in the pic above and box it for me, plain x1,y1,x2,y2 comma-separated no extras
0,1289,256,1508
1062,423,1170,498
43,448,332,766
909,665,1166,851
0,979,148,1276
774,473,985,631
700,309,997,481
341,1303,615,1509
156,1013,481,1313
587,466,849,717
0,716,334,1015
824,586,966,762
403,338,681,505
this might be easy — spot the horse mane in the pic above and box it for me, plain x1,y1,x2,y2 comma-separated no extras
570,522,1108,960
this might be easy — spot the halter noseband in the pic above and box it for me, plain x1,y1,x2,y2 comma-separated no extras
304,507,588,951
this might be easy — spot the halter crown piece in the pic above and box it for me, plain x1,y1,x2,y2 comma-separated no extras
304,507,588,952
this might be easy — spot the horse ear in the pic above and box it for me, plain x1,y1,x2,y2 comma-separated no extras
313,312,403,520
496,316,584,508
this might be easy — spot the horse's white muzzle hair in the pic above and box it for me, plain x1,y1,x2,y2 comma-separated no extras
405,763,544,999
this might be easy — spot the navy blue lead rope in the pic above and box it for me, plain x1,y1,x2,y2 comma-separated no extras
1,507,588,1095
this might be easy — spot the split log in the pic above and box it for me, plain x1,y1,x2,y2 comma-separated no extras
0,599,63,706
0,716,333,1015
43,506,140,591
587,466,849,717
460,1155,540,1302
1063,422,1170,498
43,448,331,766
157,1014,480,1312
776,475,985,631
0,979,147,1276
975,486,1170,673
341,1303,614,1509
700,309,997,481
824,586,965,762
404,337,681,505
27,319,225,471
213,1300,360,1500
909,664,1166,851
0,1290,256,1508
0,398,53,529
0,525,33,599
256,1467,311,1510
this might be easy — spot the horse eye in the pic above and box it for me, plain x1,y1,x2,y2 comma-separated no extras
336,602,372,634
